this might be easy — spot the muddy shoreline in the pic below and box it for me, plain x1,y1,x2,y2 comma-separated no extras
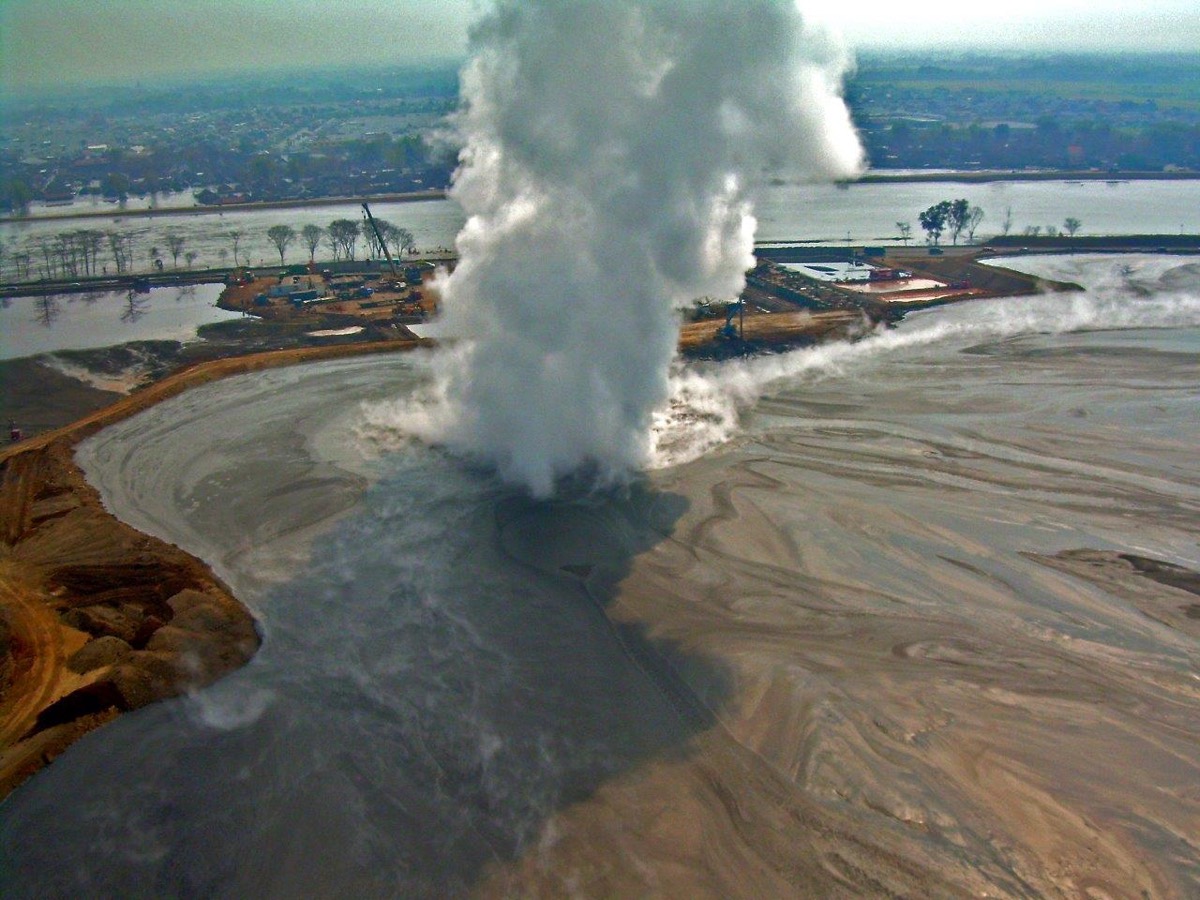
8,286,1194,895
0,337,428,797
0,295,888,798
2,253,1196,894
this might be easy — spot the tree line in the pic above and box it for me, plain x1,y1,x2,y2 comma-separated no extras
0,216,420,282
916,199,984,246
895,200,1084,246
264,219,417,267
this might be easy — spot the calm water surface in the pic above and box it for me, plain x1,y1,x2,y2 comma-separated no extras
0,283,242,360
3,179,1197,281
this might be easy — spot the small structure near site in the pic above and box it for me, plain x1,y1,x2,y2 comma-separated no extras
219,261,438,332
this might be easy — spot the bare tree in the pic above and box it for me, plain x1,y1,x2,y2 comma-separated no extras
73,233,90,274
89,230,104,274
1000,206,1013,237
328,219,360,261
74,233,88,274
267,224,296,266
228,230,244,267
56,231,88,276
1063,217,1082,237
35,295,61,327
376,221,417,260
185,250,198,269
361,218,387,258
895,221,912,246
946,199,970,245
68,233,86,276
324,230,342,262
62,233,79,277
53,233,80,278
301,224,323,263
77,229,104,275
163,231,185,268
393,227,416,257
108,229,137,274
0,239,32,282
121,291,149,323
36,237,56,279
965,206,985,243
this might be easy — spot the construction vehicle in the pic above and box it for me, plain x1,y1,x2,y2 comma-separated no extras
720,300,744,340
361,202,399,278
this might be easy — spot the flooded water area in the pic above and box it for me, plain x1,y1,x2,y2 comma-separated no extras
3,179,1198,284
0,256,1198,896
0,283,242,360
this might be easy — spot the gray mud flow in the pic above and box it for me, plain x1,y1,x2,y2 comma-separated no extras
2,257,1199,897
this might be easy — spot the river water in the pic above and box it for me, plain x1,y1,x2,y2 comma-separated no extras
1,255,1198,896
3,179,1198,282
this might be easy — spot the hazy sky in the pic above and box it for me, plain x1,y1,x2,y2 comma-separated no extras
2,0,1199,97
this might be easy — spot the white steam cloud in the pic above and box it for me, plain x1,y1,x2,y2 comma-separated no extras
409,0,863,497
650,269,1200,468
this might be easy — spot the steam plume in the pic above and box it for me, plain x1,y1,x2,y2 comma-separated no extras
421,0,863,496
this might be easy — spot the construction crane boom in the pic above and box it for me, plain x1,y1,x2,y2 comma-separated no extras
361,202,399,277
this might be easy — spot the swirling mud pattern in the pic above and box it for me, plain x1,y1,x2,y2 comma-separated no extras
1,255,1198,897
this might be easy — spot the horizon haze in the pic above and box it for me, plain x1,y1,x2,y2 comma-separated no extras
3,0,1200,99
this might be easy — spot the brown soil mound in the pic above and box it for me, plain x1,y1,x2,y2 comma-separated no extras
0,440,257,796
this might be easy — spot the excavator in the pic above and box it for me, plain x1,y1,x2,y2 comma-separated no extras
720,299,744,341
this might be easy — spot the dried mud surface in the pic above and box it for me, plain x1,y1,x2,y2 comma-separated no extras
4,313,1189,897
2,256,1197,896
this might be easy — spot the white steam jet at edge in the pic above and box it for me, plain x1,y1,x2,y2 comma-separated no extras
392,0,864,497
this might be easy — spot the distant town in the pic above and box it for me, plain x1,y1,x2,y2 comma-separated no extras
1,65,459,211
850,52,1200,171
2,52,1198,214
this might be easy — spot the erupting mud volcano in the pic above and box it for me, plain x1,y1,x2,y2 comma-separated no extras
1,255,1197,896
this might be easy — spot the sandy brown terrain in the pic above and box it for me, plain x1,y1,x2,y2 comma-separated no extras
473,487,1200,898
893,250,1079,298
679,309,870,356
